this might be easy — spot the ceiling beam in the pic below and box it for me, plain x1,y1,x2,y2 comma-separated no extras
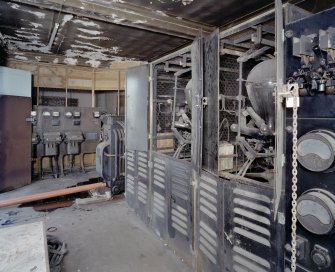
11,0,214,39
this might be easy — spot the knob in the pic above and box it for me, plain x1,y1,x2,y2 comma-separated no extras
311,245,331,269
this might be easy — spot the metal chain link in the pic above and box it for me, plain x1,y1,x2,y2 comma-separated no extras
290,87,299,272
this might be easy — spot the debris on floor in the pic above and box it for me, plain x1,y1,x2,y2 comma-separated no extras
75,187,111,206
47,235,68,272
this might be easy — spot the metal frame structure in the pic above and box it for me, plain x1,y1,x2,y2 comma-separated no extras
125,3,335,271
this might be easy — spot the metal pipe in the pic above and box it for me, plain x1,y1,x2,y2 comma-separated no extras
49,156,54,176
69,154,73,172
54,156,59,178
47,23,59,49
237,61,243,139
0,182,106,208
117,70,120,116
172,74,178,130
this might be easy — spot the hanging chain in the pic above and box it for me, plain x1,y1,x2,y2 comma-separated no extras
290,87,299,272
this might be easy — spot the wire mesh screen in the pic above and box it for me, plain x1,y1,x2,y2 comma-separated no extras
156,71,175,134
219,55,248,172
219,55,239,143
154,64,191,157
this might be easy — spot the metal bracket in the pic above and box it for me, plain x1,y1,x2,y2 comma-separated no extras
25,117,36,124
202,97,208,107
277,212,286,225
278,83,300,108
148,161,153,169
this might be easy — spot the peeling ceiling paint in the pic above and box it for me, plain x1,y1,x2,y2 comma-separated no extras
77,34,110,41
85,59,101,68
3,0,305,68
0,1,190,68
11,2,46,18
61,14,73,26
73,19,100,28
64,57,78,65
77,28,101,35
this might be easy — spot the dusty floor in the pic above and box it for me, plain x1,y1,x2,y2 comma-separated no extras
0,171,191,272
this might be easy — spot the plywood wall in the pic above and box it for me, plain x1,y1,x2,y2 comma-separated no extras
7,60,143,91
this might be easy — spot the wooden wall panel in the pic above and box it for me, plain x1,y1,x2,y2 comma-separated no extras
38,66,66,88
7,60,143,91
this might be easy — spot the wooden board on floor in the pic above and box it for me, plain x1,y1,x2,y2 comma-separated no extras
0,221,50,272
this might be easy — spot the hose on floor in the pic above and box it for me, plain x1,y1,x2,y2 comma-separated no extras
47,234,68,272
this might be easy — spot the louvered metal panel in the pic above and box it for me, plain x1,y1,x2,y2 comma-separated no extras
151,152,168,239
197,172,223,272
223,180,276,272
150,152,193,265
135,151,149,222
167,157,193,265
125,150,137,209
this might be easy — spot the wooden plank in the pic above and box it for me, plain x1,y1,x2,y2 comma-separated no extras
38,66,66,88
0,221,50,272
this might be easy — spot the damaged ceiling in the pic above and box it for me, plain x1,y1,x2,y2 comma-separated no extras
0,0,333,68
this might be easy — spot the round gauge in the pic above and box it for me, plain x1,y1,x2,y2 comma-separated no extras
42,111,51,117
297,130,335,172
65,111,73,118
297,189,335,235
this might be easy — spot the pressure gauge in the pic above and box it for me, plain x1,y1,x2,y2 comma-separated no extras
297,189,335,235
42,111,51,117
52,111,60,117
93,111,100,118
65,111,73,118
297,130,335,172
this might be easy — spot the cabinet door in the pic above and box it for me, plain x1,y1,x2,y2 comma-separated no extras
125,65,149,151
202,29,220,175
0,96,32,192
191,34,203,173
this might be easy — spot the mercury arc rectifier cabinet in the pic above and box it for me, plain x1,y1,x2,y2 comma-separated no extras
0,67,32,192
284,7,335,271
96,114,125,194
124,3,335,272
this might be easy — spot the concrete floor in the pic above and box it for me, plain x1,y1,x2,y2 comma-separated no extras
0,171,192,272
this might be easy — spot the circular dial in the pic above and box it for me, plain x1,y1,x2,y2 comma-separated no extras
297,189,335,235
297,130,335,172
65,111,73,118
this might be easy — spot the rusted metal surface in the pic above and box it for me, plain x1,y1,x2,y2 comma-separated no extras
0,95,32,192
32,199,74,211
